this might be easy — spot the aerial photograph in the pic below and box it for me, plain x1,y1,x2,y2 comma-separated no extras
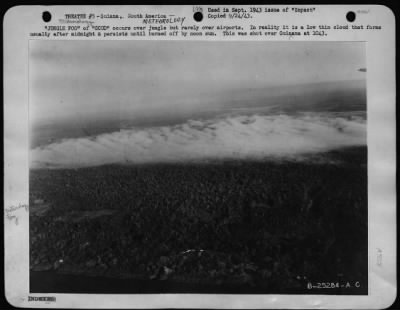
29,40,367,294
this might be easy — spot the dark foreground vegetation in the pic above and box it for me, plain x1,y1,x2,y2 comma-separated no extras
30,146,367,294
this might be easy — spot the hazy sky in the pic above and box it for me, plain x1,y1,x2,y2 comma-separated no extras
30,41,365,124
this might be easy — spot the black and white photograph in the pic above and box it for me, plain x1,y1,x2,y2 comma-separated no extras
29,40,368,294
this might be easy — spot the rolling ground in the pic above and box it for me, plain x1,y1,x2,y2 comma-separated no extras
29,146,367,294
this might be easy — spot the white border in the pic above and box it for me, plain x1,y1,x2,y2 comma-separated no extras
4,5,396,309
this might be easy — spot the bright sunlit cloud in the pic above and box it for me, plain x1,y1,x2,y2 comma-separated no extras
31,113,366,169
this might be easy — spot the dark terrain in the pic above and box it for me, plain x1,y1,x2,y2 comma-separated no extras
30,146,367,294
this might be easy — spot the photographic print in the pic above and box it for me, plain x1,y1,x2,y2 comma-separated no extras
29,40,367,294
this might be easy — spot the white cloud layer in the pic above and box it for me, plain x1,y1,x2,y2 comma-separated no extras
30,114,366,169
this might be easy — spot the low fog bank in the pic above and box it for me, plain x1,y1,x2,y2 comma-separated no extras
30,80,366,149
31,113,366,169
